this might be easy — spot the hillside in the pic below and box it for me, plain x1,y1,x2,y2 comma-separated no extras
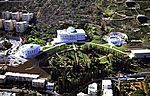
0,0,102,30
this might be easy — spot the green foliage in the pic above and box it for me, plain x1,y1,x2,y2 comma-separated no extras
104,9,114,16
131,89,146,96
28,36,46,46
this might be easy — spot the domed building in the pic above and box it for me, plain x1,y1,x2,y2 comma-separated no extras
51,27,86,45
18,44,41,59
103,32,128,47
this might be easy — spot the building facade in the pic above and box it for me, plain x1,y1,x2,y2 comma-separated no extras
32,79,46,88
4,20,16,31
102,80,113,96
51,27,86,45
22,13,33,22
2,11,11,20
16,21,28,33
88,83,97,96
103,32,128,47
18,44,41,59
130,50,150,58
5,72,39,82
11,12,22,21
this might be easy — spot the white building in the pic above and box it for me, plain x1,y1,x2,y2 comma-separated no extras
5,72,39,81
130,49,150,58
51,27,86,45
103,32,127,47
0,75,6,84
2,11,11,20
77,92,88,96
22,13,33,22
4,20,16,31
0,92,16,96
88,83,97,96
18,44,41,59
11,12,22,21
32,79,46,88
16,21,28,33
46,82,54,91
102,80,113,96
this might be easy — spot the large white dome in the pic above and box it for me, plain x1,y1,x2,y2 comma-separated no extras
67,26,76,33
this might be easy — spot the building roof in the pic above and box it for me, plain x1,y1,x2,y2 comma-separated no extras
88,83,97,92
19,44,40,51
4,20,13,23
7,61,49,78
5,72,39,78
102,80,112,85
131,49,150,54
32,79,45,83
67,26,76,33
57,28,85,35
0,75,6,79
22,12,33,15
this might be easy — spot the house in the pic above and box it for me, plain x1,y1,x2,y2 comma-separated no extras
0,75,6,84
11,12,22,21
88,83,97,96
32,79,46,88
22,12,33,22
0,92,16,96
5,72,39,81
130,49,150,58
16,21,28,33
46,82,54,91
4,20,16,31
102,80,113,96
2,11,11,20
51,27,86,45
18,44,41,59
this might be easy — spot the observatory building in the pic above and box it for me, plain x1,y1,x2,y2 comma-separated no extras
51,27,86,45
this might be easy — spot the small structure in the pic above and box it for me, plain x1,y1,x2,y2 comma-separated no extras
125,0,136,8
130,49,150,58
88,83,97,96
0,19,4,29
77,92,88,96
51,27,86,45
128,40,143,48
103,32,127,47
136,15,150,24
22,12,33,22
32,79,46,88
0,75,6,84
2,11,11,20
46,82,54,91
5,72,39,81
15,21,28,33
102,80,113,96
4,20,16,31
18,44,41,59
0,92,16,96
11,12,22,21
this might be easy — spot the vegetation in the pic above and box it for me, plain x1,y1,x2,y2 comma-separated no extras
0,0,150,95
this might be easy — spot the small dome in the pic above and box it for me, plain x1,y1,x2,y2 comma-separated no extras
67,26,76,33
